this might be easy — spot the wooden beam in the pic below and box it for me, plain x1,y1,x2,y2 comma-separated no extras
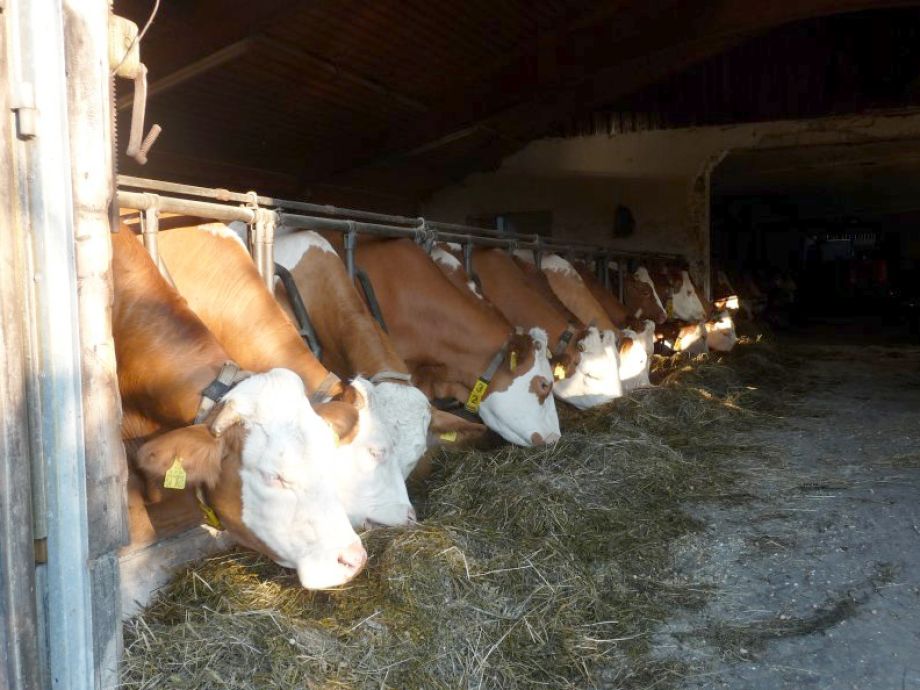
306,0,920,185
258,35,430,114
117,38,254,110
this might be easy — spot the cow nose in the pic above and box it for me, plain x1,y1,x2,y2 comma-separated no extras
337,540,368,573
407,507,418,524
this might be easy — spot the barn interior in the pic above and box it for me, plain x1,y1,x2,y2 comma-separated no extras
67,1,920,687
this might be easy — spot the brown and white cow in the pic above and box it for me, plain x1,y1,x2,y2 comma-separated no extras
458,248,623,409
644,263,738,353
153,224,416,529
112,226,366,589
271,228,485,479
332,237,560,447
521,253,653,393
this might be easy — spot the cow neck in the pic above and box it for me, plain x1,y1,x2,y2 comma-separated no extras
286,250,411,382
346,240,510,394
576,265,629,328
541,268,616,332
155,227,341,399
476,249,573,346
111,228,227,435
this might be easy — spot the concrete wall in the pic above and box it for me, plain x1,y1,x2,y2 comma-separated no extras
423,109,920,294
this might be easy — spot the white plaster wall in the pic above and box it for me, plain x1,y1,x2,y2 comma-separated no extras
422,109,920,293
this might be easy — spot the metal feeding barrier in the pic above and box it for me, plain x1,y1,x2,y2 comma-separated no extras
116,175,686,300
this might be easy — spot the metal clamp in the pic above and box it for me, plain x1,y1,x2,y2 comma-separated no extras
139,194,160,264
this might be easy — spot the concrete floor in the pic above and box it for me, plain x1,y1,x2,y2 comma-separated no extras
655,337,920,689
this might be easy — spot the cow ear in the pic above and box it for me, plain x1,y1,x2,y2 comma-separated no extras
427,408,487,448
313,400,360,446
136,425,225,491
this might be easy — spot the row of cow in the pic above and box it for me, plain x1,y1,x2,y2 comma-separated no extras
113,217,741,592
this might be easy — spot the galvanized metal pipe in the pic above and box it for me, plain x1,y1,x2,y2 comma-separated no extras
142,199,160,265
118,176,685,262
10,0,96,685
116,190,256,223
344,225,357,280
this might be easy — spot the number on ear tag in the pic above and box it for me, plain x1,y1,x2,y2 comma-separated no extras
163,457,187,490
465,378,489,413
553,363,566,380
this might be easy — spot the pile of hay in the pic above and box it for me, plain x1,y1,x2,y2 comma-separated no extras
121,337,794,690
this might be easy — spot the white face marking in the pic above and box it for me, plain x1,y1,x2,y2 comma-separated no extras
478,328,561,446
618,329,651,392
431,246,462,270
273,230,336,270
634,267,665,312
671,271,707,322
639,320,656,356
539,254,580,277
675,324,709,355
370,381,431,480
330,377,415,528
705,313,738,352
202,222,248,249
445,242,462,252
553,327,624,410
228,369,363,589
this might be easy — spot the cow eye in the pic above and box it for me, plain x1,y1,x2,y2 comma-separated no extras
577,341,586,352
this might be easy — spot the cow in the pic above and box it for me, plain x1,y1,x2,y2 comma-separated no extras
152,224,416,529
270,228,485,480
512,251,656,393
112,226,366,589
324,237,561,446
455,247,622,409
645,263,738,353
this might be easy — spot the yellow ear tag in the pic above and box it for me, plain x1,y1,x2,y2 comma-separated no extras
163,457,187,490
553,363,566,380
331,430,340,447
666,299,674,319
465,378,489,413
509,351,518,371
439,430,458,443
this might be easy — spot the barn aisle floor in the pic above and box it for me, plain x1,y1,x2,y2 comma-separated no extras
658,340,920,689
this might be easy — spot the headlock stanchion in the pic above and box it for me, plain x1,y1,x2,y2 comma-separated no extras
116,176,688,299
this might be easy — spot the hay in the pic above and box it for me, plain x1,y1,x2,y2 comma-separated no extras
121,335,796,690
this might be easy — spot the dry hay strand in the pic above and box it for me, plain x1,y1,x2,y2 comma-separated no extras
122,337,789,690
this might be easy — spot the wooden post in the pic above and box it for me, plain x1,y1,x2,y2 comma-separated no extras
62,2,130,688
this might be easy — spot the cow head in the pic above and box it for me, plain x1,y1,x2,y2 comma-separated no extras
618,329,651,392
135,368,366,590
669,269,709,322
552,326,624,410
329,378,416,529
625,273,667,324
705,312,739,352
478,328,561,446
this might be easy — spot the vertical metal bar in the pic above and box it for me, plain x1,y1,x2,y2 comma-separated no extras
617,258,626,301
142,199,160,265
0,4,42,688
345,224,357,280
254,209,275,291
8,0,95,687
532,234,542,270
597,254,608,290
251,216,264,283
462,241,473,276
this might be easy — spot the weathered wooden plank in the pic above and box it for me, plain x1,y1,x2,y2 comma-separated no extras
62,2,130,688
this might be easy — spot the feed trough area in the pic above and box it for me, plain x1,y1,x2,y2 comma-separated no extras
120,331,920,689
